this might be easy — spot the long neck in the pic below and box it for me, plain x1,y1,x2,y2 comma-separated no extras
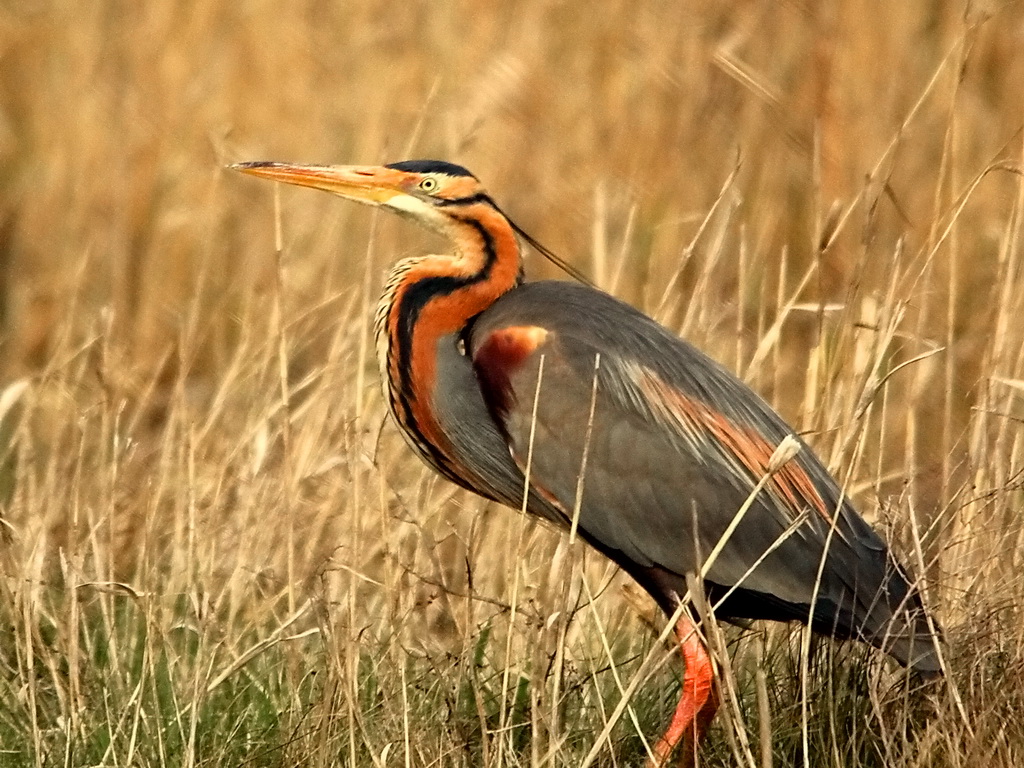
374,200,523,482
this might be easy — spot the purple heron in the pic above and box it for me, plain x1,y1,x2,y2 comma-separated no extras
233,159,940,766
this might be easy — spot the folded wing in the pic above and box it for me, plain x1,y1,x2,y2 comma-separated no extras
468,281,939,672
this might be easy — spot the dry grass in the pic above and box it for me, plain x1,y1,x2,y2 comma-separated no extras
1,1,1024,765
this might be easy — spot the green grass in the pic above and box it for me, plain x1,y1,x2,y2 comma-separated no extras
4,583,1020,766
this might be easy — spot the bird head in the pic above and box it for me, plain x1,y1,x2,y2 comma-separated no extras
230,159,487,236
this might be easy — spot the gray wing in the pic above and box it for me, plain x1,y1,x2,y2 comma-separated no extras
467,281,938,672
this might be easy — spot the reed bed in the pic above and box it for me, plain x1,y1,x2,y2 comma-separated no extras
0,2,1022,765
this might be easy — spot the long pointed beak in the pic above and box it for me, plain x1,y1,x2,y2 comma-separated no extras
230,162,407,205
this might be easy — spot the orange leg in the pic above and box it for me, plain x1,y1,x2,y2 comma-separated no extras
646,612,719,768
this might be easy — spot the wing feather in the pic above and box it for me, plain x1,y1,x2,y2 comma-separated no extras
467,281,936,669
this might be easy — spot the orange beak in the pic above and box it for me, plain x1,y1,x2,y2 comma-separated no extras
230,162,410,205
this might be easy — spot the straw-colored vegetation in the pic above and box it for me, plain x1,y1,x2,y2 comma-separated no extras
1,1,1023,765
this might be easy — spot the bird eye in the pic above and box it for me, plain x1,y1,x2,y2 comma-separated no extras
418,177,439,193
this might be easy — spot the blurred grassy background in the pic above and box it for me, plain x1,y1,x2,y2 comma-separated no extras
1,1,1023,765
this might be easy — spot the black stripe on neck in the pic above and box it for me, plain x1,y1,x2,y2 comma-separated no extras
394,218,499,386
388,218,502,476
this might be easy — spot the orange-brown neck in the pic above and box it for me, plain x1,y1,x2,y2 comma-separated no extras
374,201,523,484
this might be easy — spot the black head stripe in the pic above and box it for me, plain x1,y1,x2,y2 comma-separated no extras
436,192,496,208
385,159,477,178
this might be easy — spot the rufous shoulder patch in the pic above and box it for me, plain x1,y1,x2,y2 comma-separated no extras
473,326,550,420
